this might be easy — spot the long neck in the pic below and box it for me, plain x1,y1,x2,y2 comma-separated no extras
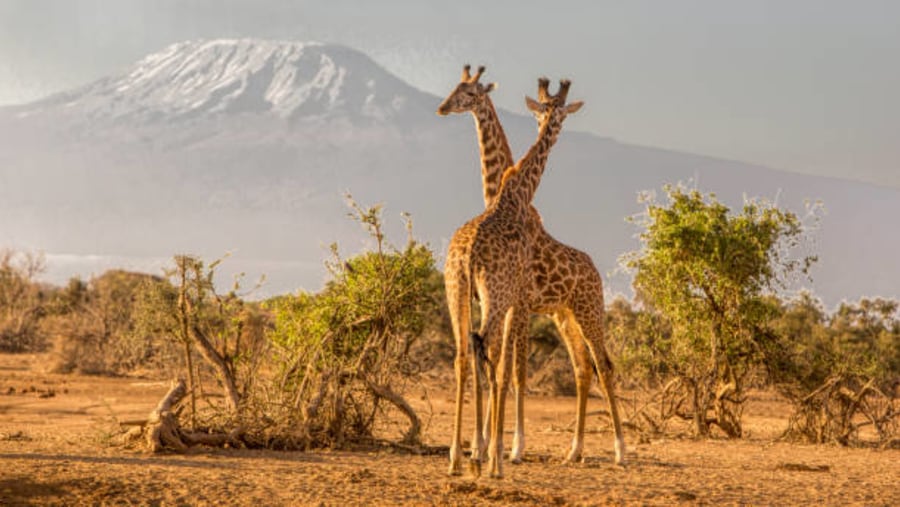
471,97,514,208
498,113,562,209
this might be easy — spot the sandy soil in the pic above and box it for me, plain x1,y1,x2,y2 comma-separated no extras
1,353,897,506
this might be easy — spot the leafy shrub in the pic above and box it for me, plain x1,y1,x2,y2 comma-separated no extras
126,199,441,452
621,186,818,437
770,294,900,445
262,200,440,447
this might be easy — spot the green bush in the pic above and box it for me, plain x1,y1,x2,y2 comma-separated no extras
621,185,818,436
770,294,900,445
263,200,440,447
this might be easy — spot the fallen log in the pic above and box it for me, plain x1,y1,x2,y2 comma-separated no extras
145,378,188,452
366,380,421,445
182,427,243,448
124,378,246,452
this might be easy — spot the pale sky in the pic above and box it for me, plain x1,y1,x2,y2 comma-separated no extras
2,0,898,188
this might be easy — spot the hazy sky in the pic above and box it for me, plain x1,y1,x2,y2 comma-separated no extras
2,0,898,188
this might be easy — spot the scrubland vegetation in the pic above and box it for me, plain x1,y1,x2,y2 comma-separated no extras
1,190,897,452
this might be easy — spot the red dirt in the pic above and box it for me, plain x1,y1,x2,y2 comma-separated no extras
1,353,897,506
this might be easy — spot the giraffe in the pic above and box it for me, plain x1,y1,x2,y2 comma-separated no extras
438,67,625,468
444,77,584,478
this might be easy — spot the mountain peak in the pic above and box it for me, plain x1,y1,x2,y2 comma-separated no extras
24,38,429,123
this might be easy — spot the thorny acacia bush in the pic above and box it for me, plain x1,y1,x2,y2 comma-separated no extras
129,199,442,451
132,255,268,431
44,270,177,376
0,248,180,374
769,294,900,446
0,250,47,352
620,185,818,438
262,200,441,449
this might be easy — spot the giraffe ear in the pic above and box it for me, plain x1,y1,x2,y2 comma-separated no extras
565,101,584,114
524,96,543,113
484,82,497,93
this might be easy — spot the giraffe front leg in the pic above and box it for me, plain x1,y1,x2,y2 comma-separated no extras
509,311,529,464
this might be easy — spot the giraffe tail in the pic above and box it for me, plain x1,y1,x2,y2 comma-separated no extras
471,331,492,377
589,347,614,383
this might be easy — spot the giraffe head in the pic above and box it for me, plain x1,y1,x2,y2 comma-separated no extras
436,64,498,116
524,78,583,125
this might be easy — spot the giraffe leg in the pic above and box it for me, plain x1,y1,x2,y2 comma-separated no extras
487,305,517,479
572,300,626,466
596,346,626,465
446,269,471,476
553,311,593,463
471,335,488,468
474,293,496,467
509,311,530,464
449,346,470,476
480,376,492,462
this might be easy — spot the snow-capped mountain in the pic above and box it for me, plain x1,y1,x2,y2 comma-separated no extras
2,39,899,305
20,39,432,124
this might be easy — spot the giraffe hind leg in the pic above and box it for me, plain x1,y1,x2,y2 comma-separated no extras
446,266,472,476
488,305,521,479
553,311,592,463
509,310,530,464
470,330,490,468
571,301,626,466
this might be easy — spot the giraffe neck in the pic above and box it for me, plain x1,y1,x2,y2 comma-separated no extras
472,97,514,208
497,114,563,212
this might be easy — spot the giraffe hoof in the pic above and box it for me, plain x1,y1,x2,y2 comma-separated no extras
467,458,482,478
487,458,503,479
510,457,523,465
564,451,583,464
614,439,626,466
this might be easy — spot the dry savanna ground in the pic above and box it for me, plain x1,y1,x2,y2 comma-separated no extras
1,353,898,506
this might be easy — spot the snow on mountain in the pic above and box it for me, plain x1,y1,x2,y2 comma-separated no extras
2,39,899,304
20,39,433,124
